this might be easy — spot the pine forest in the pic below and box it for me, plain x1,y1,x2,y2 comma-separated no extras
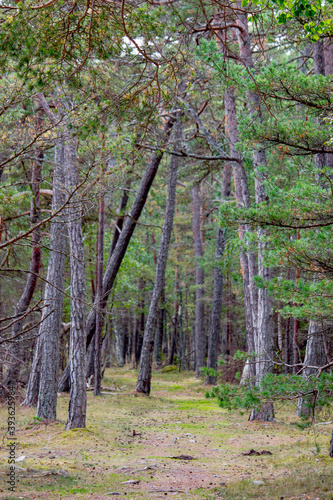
0,0,332,498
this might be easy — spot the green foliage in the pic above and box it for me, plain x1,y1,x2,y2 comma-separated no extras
207,373,333,417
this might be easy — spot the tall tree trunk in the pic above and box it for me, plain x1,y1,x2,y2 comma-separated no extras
94,184,105,397
296,40,328,416
114,312,125,367
224,89,257,383
25,141,66,414
135,280,145,367
64,133,87,430
154,289,165,368
205,165,231,385
192,183,206,377
5,145,42,388
178,282,186,371
136,118,182,394
296,320,326,417
58,116,175,391
235,8,274,386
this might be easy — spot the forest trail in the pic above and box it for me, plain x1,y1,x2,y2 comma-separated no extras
0,368,332,499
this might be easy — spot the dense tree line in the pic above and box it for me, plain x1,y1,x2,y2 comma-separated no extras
0,0,332,449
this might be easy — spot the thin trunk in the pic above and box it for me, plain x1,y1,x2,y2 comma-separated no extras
154,289,165,368
58,116,175,391
296,40,327,415
114,313,125,367
64,133,87,430
235,8,274,386
296,320,326,417
136,118,181,394
94,187,105,396
179,285,185,371
192,183,205,377
5,146,42,388
224,89,257,383
205,165,231,385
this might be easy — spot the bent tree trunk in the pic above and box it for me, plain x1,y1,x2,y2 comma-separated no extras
192,183,206,377
64,134,87,430
58,115,175,392
205,164,231,385
4,148,42,388
25,140,66,413
136,117,182,394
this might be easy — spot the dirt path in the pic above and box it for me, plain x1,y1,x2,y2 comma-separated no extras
0,369,332,499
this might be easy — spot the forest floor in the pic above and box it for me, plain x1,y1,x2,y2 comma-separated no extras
0,367,332,500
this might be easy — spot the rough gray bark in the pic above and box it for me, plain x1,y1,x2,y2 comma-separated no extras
235,8,274,386
58,116,175,391
136,119,182,394
63,133,87,430
205,165,231,385
4,146,42,388
192,183,206,378
25,141,66,414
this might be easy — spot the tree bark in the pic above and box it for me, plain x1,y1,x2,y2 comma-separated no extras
25,140,66,414
154,289,165,368
114,312,125,367
235,8,274,386
58,116,175,391
192,183,206,378
94,185,105,397
4,144,42,388
224,89,257,383
64,133,87,430
296,320,326,417
205,165,231,385
136,118,182,394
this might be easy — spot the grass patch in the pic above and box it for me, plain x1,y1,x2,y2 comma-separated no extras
0,367,331,499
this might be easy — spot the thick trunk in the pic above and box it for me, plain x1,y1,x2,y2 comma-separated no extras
28,141,66,416
136,118,181,394
205,165,231,385
5,147,42,388
64,135,87,430
58,116,175,391
192,183,206,377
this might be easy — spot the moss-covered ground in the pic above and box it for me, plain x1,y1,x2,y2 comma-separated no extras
0,367,332,499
